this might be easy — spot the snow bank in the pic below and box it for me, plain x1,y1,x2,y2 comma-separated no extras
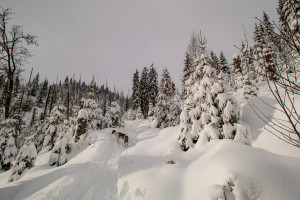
118,123,300,200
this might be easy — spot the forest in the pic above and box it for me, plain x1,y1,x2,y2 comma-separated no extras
0,1,300,199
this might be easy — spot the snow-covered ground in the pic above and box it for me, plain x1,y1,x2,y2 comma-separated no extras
1,83,300,200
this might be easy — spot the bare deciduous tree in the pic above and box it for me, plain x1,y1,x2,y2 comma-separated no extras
251,6,300,148
0,8,38,119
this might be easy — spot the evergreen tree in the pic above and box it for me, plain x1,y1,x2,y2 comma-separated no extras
88,78,96,99
108,101,123,128
131,70,140,110
139,67,149,118
209,51,221,75
36,79,48,107
179,37,251,151
0,81,8,108
0,119,18,171
182,52,194,99
278,0,300,37
253,23,265,81
50,120,74,166
30,73,39,96
148,64,159,107
40,99,67,154
155,68,180,128
12,75,20,99
8,142,37,182
219,51,229,73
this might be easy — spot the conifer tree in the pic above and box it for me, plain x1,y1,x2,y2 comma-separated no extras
179,35,250,151
148,64,159,107
50,120,74,166
155,68,181,128
219,51,229,73
36,79,48,107
139,67,149,118
131,70,140,111
40,99,67,154
30,73,40,96
108,101,123,128
0,119,18,171
8,142,37,182
278,0,300,38
12,75,20,99
182,52,193,99
209,51,221,75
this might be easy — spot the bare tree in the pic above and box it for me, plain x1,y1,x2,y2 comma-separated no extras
250,7,300,148
0,8,38,119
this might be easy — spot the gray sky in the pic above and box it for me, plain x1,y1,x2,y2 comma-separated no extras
2,0,277,94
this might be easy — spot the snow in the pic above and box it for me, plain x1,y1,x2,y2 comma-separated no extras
77,109,88,120
1,82,300,199
232,53,239,59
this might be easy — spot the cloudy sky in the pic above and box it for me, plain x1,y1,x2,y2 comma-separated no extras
2,0,277,94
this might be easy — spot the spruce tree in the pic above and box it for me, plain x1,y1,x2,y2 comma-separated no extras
155,68,180,128
0,119,18,171
12,75,20,99
209,51,220,75
8,142,37,182
182,52,193,99
219,51,229,73
148,64,158,107
179,36,251,151
139,67,149,118
40,99,67,154
131,70,140,110
30,73,39,96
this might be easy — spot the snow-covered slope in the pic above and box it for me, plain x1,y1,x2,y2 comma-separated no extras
1,83,300,200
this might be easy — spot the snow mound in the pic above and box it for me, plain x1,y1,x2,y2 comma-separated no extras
118,124,300,200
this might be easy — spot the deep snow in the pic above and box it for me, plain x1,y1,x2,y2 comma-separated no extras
1,82,300,200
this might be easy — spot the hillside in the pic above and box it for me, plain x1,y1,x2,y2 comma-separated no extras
0,82,300,200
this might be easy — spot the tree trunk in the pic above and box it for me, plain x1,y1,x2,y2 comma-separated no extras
4,73,14,119
42,85,52,120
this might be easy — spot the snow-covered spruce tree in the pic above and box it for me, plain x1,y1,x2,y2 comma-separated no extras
253,14,279,82
8,142,37,182
237,42,258,99
148,64,159,107
0,119,18,171
123,109,135,121
179,37,251,151
83,98,103,130
166,93,181,127
12,75,20,99
182,52,194,99
253,23,266,82
232,53,244,90
30,73,39,97
107,100,123,128
131,70,140,111
139,67,149,118
209,51,221,75
278,0,300,40
135,106,144,120
40,99,67,154
147,102,156,120
219,50,229,73
36,79,48,107
155,68,181,128
50,119,74,166
239,74,258,99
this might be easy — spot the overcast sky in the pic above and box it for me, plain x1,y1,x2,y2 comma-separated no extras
2,0,277,94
